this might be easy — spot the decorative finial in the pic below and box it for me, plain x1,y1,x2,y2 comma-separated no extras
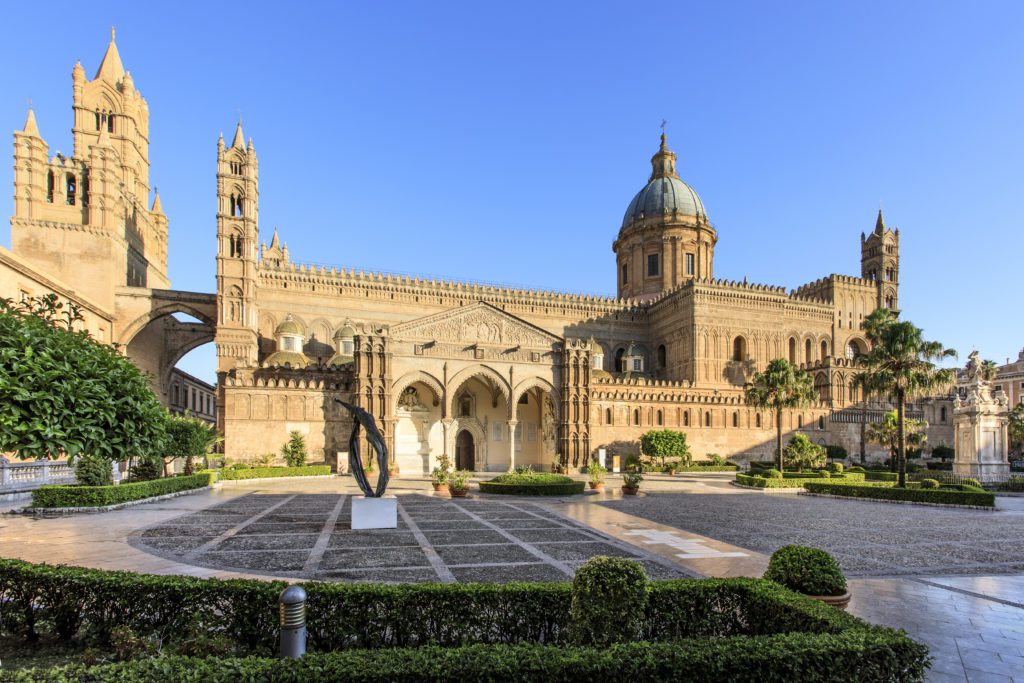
660,119,667,135
111,26,116,41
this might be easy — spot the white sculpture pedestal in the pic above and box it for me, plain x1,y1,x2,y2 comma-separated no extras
351,495,398,529
953,368,1011,484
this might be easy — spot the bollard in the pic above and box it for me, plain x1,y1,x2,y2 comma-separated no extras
278,584,307,659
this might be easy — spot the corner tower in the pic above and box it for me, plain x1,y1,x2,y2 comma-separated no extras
612,134,716,301
215,122,260,375
861,209,899,310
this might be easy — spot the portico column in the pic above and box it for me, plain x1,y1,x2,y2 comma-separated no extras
507,420,518,471
441,418,454,467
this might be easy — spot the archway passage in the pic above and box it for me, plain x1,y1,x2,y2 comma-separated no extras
456,430,475,471
393,382,442,474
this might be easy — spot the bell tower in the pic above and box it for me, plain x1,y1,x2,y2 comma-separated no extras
215,122,260,374
861,209,900,310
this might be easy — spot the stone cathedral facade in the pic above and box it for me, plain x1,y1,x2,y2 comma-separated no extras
215,128,952,471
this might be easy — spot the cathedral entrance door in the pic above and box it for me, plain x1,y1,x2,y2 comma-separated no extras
455,430,475,471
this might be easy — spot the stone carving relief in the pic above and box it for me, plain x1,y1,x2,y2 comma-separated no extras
390,303,561,348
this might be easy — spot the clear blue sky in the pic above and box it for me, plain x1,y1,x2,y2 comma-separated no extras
3,1,1021,384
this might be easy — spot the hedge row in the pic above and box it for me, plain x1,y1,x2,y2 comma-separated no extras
781,472,866,481
803,482,995,507
672,464,739,472
1,633,929,682
478,481,585,496
2,560,898,650
30,473,216,508
735,473,862,489
212,465,333,481
865,471,899,482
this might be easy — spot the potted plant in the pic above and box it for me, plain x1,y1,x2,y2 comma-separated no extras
588,463,607,492
431,467,449,493
763,545,850,609
448,469,471,498
664,460,678,476
622,470,643,495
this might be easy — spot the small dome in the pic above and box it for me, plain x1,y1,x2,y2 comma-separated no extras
621,176,706,229
275,315,302,337
327,353,354,368
333,324,355,340
263,350,309,369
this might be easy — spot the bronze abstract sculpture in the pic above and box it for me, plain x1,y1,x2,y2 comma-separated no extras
336,400,390,497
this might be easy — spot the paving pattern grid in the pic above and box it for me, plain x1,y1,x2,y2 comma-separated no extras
129,493,696,583
600,492,1024,577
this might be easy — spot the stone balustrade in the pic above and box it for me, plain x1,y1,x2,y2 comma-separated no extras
0,459,77,492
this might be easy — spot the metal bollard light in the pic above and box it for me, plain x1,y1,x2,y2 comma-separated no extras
278,584,307,659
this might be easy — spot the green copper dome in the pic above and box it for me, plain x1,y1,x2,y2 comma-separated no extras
621,134,706,230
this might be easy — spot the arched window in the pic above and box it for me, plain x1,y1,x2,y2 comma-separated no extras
459,394,472,418
821,340,829,360
46,170,54,203
847,340,861,360
805,339,812,364
940,406,947,423
606,408,613,425
704,412,711,427
657,344,666,368
756,413,762,428
65,174,76,206
732,412,738,427
615,348,626,373
818,416,825,430
885,294,895,309
633,408,640,425
733,336,746,362
789,337,797,364
621,264,628,285
656,410,663,426
683,411,689,426
94,111,101,130
798,415,803,429
107,114,114,133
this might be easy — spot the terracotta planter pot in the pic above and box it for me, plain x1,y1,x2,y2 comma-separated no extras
808,591,851,610
449,488,469,498
588,482,605,492
432,484,449,494
621,486,639,495
666,470,676,476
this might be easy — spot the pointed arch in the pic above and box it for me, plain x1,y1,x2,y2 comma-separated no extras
445,364,511,417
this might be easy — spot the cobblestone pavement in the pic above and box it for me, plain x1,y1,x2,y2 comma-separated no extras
599,491,1024,577
129,492,696,583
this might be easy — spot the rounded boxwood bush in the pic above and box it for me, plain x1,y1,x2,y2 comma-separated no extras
819,470,831,479
570,556,648,645
763,468,783,479
764,545,847,597
919,478,939,489
75,453,113,487
478,472,585,495
828,462,844,474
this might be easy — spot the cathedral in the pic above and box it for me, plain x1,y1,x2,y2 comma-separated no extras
6,33,953,471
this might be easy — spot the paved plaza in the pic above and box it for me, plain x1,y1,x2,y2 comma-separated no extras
3,475,1024,681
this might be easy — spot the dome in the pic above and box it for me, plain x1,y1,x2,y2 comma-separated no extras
275,315,302,337
621,176,706,229
263,350,309,369
326,352,354,368
333,325,355,340
620,134,706,230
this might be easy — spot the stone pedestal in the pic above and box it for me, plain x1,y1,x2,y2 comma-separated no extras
953,375,1011,483
351,495,398,529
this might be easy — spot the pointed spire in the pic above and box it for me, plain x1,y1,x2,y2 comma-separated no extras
151,188,163,214
269,227,280,249
875,208,886,234
72,60,85,82
231,119,245,148
22,107,40,137
95,26,125,82
649,130,679,181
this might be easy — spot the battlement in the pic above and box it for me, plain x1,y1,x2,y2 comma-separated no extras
792,273,876,301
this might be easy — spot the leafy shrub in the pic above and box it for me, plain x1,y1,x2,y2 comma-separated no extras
919,478,939,489
960,477,982,488
214,466,331,481
255,453,276,467
825,445,848,460
705,453,726,465
640,430,691,468
588,463,607,485
229,462,252,470
128,456,161,482
803,481,995,507
479,475,585,496
764,546,847,596
74,454,113,487
765,468,783,479
784,434,826,471
674,464,739,472
847,466,866,473
997,476,1024,492
31,473,216,508
931,445,955,461
623,471,643,489
819,470,831,479
448,470,471,491
162,414,219,476
512,464,534,475
828,462,844,474
866,471,898,482
571,557,648,645
281,431,308,467
430,467,448,486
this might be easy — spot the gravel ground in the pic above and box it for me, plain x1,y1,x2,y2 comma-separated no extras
599,492,1024,577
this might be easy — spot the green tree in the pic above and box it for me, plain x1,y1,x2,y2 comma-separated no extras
163,413,220,476
640,429,690,468
855,314,955,487
783,433,826,471
0,295,165,462
744,358,818,472
281,431,308,467
1009,403,1024,456
981,359,1000,382
866,410,927,468
851,308,899,464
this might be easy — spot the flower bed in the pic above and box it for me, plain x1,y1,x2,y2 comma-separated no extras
478,472,585,496
803,481,995,507
211,465,333,481
0,559,928,681
30,473,216,508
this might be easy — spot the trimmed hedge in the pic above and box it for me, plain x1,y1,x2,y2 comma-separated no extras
479,480,585,496
865,471,899,482
672,464,739,472
30,473,215,508
803,482,995,507
735,473,864,489
0,560,929,681
212,465,333,480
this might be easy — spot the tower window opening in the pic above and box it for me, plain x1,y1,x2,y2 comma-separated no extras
756,413,762,428
805,339,812,364
647,253,660,277
621,263,628,285
704,412,711,427
685,253,694,275
633,409,639,425
683,411,689,426
81,173,89,207
605,408,612,425
657,344,666,368
46,170,54,203
789,337,796,364
821,340,828,360
656,410,663,426
107,114,114,133
818,416,825,430
732,412,738,427
94,111,101,130
733,336,746,362
65,174,76,205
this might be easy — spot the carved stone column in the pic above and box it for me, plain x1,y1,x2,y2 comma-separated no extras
507,419,518,471
441,418,453,465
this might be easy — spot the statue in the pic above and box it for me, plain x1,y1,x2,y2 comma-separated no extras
965,351,983,384
335,400,390,498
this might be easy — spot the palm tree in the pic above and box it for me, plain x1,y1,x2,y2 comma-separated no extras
745,359,818,472
856,316,955,487
980,359,1000,382
866,410,927,466
851,308,899,465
